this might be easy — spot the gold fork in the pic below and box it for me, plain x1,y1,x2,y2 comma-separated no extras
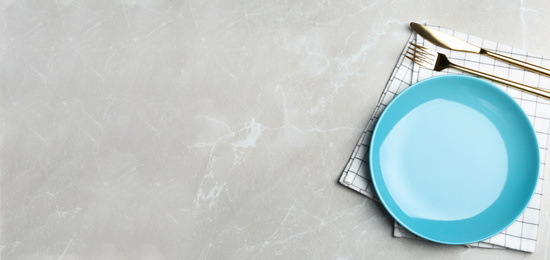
406,42,550,100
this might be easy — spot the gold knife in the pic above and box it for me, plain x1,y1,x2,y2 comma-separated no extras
410,22,550,77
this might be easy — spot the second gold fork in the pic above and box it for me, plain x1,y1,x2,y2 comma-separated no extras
407,42,550,100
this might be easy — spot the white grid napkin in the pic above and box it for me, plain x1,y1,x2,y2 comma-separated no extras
339,25,550,253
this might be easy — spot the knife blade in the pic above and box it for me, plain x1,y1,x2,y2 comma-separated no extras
410,22,550,77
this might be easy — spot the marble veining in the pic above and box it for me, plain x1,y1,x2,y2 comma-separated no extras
1,0,550,259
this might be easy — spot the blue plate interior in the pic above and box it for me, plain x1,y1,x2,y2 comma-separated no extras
369,75,539,244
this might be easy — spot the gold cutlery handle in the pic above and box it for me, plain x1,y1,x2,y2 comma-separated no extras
450,63,550,99
484,50,550,77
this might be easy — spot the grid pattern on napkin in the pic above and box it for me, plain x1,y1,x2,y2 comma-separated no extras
339,33,416,201
339,26,550,253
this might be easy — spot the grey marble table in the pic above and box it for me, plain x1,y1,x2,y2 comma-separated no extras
2,1,550,259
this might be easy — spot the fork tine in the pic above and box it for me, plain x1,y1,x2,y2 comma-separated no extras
405,54,417,63
408,46,436,59
409,42,425,49
406,54,431,69
406,42,440,69
407,49,433,63
410,42,437,57
405,52,427,66
409,42,432,52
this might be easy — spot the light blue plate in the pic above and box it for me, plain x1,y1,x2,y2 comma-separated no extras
370,75,539,244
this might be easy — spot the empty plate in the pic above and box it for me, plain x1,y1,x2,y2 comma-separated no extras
369,75,539,244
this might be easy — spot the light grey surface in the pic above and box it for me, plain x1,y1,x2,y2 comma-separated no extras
1,1,550,259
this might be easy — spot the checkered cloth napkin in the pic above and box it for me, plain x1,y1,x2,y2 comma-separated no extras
339,25,550,252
